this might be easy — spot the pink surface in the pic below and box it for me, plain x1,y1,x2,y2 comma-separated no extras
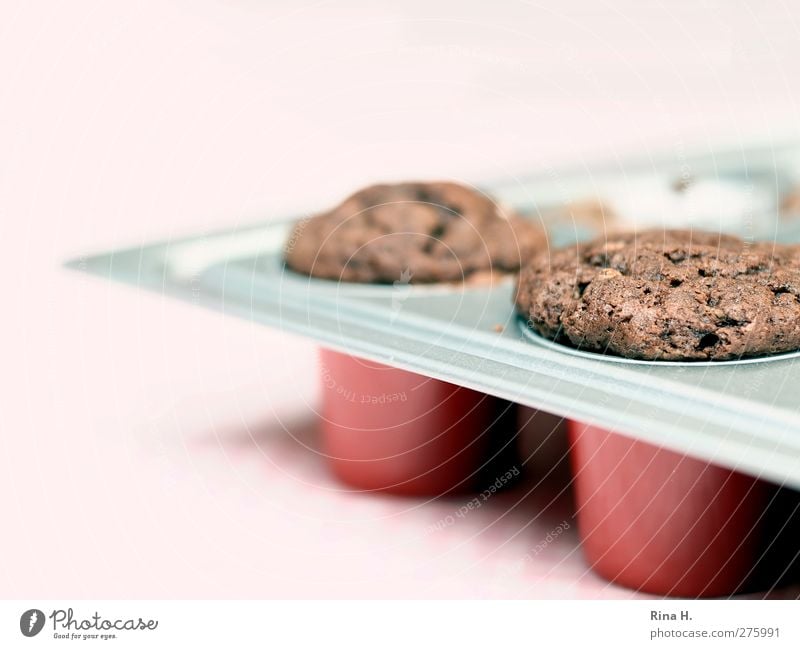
3,0,800,598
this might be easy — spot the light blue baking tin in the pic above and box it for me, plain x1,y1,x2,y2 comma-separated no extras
67,141,800,490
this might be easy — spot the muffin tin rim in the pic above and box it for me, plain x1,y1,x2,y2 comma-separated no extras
517,316,800,367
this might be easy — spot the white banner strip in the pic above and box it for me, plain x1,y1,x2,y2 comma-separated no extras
1,600,797,648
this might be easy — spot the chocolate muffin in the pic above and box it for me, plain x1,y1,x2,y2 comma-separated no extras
516,229,800,361
284,181,546,283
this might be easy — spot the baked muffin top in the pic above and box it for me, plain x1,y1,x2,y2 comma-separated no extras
516,229,800,360
284,181,546,284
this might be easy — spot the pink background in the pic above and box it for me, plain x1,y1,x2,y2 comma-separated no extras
2,0,800,598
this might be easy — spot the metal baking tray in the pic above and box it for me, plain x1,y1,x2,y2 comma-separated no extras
67,141,800,489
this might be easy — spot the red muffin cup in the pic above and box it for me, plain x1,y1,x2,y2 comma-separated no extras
320,349,513,496
568,420,768,597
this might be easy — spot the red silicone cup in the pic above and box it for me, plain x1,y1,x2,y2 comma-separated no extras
568,421,768,597
320,349,508,496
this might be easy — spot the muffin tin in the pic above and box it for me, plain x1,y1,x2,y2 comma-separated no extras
69,139,800,595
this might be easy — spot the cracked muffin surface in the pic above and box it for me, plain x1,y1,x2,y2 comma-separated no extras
284,181,546,283
515,229,800,360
